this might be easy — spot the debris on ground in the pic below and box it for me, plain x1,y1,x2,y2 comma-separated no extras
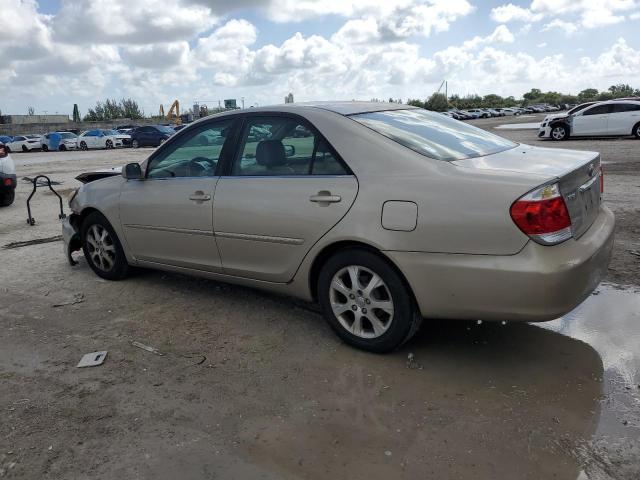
131,341,164,356
3,235,62,250
406,352,423,370
77,351,108,368
53,293,84,307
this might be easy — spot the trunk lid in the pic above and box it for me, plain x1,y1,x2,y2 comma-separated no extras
453,144,602,239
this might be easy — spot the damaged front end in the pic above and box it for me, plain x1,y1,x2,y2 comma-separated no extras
62,213,82,266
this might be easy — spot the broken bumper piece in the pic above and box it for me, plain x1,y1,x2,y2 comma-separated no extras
62,214,82,266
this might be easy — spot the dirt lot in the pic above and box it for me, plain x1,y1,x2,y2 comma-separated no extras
1,118,639,480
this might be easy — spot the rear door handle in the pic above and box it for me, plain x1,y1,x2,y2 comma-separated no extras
310,192,341,204
189,191,211,202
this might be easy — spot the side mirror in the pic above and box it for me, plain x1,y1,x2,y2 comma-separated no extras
284,145,295,157
122,163,143,180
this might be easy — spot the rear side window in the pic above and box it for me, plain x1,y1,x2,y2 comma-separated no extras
610,103,640,113
231,116,348,176
351,109,516,161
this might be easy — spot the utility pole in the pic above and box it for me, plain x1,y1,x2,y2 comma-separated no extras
241,97,245,109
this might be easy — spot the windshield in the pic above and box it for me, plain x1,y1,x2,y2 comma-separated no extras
104,130,118,135
351,109,516,161
59,132,77,139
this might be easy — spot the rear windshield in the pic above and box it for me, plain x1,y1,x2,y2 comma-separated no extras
351,109,517,161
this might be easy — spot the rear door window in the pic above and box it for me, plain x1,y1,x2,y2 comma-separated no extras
351,108,516,161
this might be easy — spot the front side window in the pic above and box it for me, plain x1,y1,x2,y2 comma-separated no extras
231,116,347,176
146,120,233,178
583,105,610,116
351,108,516,161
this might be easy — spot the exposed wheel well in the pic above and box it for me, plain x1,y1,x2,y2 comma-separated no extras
308,240,416,306
74,207,102,230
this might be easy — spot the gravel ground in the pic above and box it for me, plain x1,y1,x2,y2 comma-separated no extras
0,121,639,480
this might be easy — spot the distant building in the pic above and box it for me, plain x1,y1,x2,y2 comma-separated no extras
284,93,294,104
5,114,69,125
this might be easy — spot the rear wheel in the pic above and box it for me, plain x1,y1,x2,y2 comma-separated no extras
633,122,640,139
42,144,48,152
318,249,421,353
132,139,139,148
551,124,569,141
81,212,130,280
22,145,28,152
105,139,113,149
0,191,15,207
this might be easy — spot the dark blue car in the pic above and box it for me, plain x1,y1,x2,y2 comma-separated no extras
130,125,175,148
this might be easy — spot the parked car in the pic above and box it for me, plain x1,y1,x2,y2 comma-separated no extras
539,100,640,140
466,108,491,118
77,129,124,150
130,125,175,148
5,134,41,152
41,132,78,151
460,110,481,119
0,142,16,206
62,102,614,352
487,108,505,117
539,102,598,133
0,136,13,144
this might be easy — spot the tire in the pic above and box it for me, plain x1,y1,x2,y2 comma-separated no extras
132,139,139,148
633,122,640,139
550,124,569,141
42,144,48,152
22,145,28,152
105,139,113,149
5,146,10,153
81,212,130,280
80,141,87,150
59,144,66,151
318,249,422,353
0,190,15,207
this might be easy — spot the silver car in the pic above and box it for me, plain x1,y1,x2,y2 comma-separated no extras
63,102,614,352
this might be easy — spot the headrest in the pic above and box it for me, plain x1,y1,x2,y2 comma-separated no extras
256,140,286,167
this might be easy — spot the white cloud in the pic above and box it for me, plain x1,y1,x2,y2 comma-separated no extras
52,0,217,44
492,0,638,29
541,19,578,35
490,4,543,23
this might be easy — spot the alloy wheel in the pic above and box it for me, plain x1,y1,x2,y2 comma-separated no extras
329,265,394,339
552,126,566,140
86,224,116,272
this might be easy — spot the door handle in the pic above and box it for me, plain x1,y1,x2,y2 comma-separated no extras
310,191,341,204
189,191,211,202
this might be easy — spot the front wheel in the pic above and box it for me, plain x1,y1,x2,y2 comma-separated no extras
81,212,130,280
105,139,113,149
550,124,569,141
318,249,422,353
132,139,139,148
633,122,640,139
22,145,28,152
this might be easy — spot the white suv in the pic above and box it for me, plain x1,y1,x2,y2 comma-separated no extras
539,99,640,141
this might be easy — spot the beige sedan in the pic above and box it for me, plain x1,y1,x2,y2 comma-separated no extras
63,102,614,352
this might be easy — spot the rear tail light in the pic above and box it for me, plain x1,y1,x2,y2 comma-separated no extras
510,183,572,245
4,178,13,187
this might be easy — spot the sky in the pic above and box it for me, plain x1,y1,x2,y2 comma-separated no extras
1,0,639,117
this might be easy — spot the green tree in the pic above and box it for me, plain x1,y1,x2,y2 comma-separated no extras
120,98,144,119
577,88,599,102
523,88,542,103
72,104,81,123
425,93,448,112
608,84,635,98
406,98,425,108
